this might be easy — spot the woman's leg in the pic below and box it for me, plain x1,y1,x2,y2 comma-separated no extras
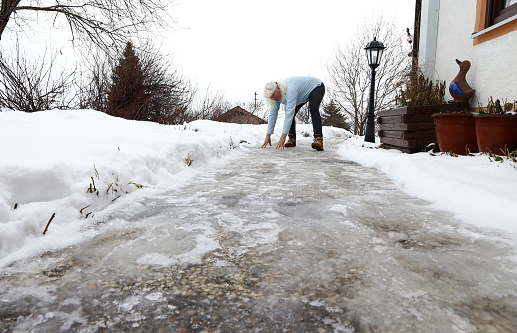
289,103,307,135
308,83,325,135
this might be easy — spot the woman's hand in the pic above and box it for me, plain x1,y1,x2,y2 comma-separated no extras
261,134,272,148
275,134,287,149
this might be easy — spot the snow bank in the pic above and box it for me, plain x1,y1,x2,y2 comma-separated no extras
0,109,265,264
337,137,517,235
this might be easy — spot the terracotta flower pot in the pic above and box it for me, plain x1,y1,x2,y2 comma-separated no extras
432,113,478,155
474,114,517,155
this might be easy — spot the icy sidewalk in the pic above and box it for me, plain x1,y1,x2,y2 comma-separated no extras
1,137,516,332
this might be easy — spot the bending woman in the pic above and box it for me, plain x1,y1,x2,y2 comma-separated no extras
261,76,325,151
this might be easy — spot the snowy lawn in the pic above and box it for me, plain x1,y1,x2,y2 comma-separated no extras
1,109,516,267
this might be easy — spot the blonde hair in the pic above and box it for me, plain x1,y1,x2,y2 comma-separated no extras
264,79,286,109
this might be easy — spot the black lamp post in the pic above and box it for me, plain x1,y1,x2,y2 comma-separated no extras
364,37,385,143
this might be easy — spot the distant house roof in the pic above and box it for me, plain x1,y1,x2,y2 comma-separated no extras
213,106,267,125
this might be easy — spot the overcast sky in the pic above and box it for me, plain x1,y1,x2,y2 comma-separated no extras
2,0,416,107
163,0,416,105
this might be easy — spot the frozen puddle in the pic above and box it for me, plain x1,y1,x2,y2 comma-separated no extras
1,137,517,332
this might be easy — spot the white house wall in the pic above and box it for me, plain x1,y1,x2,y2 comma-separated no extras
422,1,517,108
418,0,440,81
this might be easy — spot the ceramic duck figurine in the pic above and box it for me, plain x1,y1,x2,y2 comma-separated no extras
449,59,475,103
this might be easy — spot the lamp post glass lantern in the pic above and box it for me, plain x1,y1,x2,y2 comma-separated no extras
364,37,385,143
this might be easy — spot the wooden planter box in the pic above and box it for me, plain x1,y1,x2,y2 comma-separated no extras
377,103,464,153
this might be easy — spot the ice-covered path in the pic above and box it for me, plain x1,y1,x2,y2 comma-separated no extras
1,136,517,332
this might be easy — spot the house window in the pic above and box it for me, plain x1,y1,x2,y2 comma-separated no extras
473,0,517,45
488,0,517,25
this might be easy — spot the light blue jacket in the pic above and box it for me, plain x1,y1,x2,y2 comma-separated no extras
266,76,322,135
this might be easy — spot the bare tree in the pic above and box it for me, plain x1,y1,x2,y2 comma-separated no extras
74,50,110,112
138,43,194,124
0,42,75,111
189,85,231,121
326,17,410,135
0,0,172,51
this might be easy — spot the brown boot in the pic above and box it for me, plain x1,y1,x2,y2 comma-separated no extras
311,134,324,151
284,134,296,147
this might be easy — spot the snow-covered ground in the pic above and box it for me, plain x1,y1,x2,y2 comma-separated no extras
1,108,516,268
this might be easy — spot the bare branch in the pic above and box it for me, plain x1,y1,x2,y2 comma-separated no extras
189,85,231,121
1,0,173,52
326,17,411,135
0,40,76,111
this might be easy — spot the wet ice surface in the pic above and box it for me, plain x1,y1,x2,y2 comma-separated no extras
2,137,517,332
